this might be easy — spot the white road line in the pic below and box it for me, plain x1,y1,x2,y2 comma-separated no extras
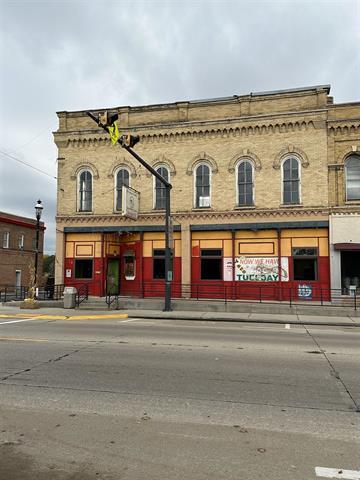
315,467,360,479
0,318,40,325
117,318,140,323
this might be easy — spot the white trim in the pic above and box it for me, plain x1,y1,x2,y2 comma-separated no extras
153,164,170,210
77,168,93,212
345,154,360,201
2,231,9,249
114,166,131,212
18,234,24,250
15,270,21,287
281,155,301,205
194,162,212,208
235,158,255,206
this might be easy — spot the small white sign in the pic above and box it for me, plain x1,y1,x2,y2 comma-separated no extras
122,186,139,220
66,269,72,278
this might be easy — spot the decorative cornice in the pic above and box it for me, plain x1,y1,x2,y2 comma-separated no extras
273,145,310,170
62,118,319,148
186,152,218,175
228,149,262,173
328,121,360,135
56,206,330,225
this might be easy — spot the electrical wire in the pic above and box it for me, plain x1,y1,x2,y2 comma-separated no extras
0,149,57,180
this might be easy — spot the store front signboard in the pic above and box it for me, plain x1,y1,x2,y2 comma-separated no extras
223,257,289,282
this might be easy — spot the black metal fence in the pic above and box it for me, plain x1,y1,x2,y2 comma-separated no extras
0,284,64,303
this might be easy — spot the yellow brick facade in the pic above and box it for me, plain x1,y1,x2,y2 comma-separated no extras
54,85,360,296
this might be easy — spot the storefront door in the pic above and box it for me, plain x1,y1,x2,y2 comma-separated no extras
106,258,120,295
341,251,360,293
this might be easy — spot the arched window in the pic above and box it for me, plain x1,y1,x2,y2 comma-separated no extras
78,170,92,212
345,155,360,200
282,157,300,204
115,168,130,211
237,160,254,206
195,164,211,208
154,166,169,210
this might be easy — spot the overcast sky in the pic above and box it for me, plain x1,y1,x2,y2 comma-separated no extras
0,0,359,253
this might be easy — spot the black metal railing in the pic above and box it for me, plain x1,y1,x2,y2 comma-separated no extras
0,284,65,302
103,282,358,310
75,284,89,307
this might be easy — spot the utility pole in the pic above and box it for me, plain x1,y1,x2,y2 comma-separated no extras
86,111,173,311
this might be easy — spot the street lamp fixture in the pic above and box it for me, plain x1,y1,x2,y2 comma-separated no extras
34,199,43,294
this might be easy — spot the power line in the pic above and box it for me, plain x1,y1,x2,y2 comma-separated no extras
0,149,57,180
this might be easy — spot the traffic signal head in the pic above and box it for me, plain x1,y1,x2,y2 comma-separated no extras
123,134,140,148
98,111,119,127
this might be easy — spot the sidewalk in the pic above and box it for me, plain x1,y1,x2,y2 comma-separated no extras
0,304,358,327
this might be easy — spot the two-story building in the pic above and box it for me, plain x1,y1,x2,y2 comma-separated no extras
0,211,45,288
54,85,360,302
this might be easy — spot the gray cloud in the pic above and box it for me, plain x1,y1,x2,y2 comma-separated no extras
0,0,359,253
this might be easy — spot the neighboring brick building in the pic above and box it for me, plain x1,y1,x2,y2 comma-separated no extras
0,211,45,288
54,85,360,301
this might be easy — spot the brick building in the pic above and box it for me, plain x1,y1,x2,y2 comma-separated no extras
0,211,45,288
54,85,360,301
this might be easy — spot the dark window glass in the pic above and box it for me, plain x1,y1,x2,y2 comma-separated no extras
74,259,93,279
200,249,222,280
79,170,92,212
345,155,360,200
155,167,169,210
195,164,210,207
292,248,317,281
283,158,300,204
153,249,165,279
116,169,130,211
238,161,253,206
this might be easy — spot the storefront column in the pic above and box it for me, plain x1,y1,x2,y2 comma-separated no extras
55,226,65,285
181,222,191,297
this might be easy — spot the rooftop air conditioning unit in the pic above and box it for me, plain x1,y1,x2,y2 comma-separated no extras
199,196,210,207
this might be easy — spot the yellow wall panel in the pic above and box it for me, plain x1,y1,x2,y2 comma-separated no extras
192,231,231,240
282,228,328,238
238,242,276,255
66,233,101,242
65,242,74,258
143,241,152,257
223,239,232,257
281,239,292,257
235,230,277,239
292,237,318,247
143,232,165,241
76,244,93,256
319,237,329,256
199,239,223,248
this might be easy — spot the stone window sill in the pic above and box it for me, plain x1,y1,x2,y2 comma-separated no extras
280,204,303,208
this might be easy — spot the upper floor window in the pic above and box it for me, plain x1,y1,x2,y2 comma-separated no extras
195,163,211,208
78,170,92,212
18,234,24,250
2,231,9,249
282,157,300,204
154,166,169,210
237,160,254,206
115,168,130,211
345,155,360,201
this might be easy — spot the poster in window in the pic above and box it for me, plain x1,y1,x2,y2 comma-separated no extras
124,256,135,280
234,257,289,282
223,258,233,281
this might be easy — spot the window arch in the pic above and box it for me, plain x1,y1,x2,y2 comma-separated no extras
237,160,254,206
154,165,169,210
282,157,300,205
115,168,130,211
195,163,211,208
345,154,360,200
78,169,93,212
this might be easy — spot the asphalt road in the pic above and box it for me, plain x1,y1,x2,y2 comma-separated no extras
0,315,359,480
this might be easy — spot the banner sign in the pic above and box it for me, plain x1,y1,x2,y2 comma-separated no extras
122,186,139,220
223,257,289,282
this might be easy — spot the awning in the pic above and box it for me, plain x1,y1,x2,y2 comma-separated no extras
334,243,360,251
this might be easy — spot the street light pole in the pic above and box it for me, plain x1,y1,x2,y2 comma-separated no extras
34,200,43,295
86,111,173,311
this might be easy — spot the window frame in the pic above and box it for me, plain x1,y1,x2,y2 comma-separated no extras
292,247,318,281
2,231,9,249
18,234,24,250
114,167,130,212
153,165,169,210
236,159,254,207
152,248,166,279
194,162,211,208
281,156,301,205
74,258,93,279
77,169,93,213
345,154,360,201
200,248,223,280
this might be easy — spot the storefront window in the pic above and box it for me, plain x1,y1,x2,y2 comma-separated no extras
124,254,136,280
74,259,93,279
153,249,165,279
293,248,317,281
201,249,222,280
